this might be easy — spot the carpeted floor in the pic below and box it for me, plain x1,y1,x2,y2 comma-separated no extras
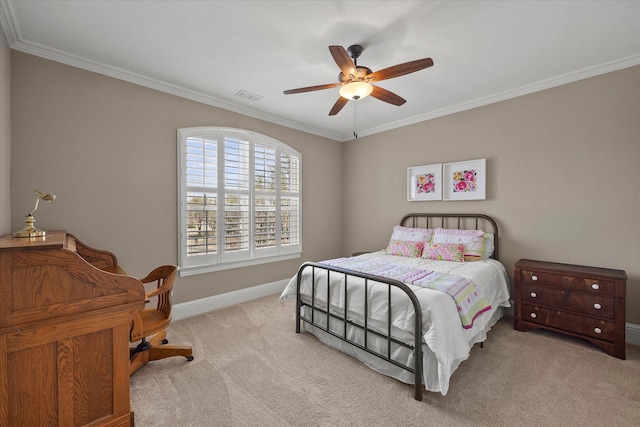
130,294,640,426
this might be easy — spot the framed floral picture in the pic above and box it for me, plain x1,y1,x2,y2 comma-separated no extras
442,159,486,201
407,164,442,201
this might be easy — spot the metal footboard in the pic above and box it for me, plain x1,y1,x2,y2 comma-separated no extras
295,262,424,401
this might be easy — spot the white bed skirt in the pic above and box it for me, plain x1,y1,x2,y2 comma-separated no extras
300,306,505,396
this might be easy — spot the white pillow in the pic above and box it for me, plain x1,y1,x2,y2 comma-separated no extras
432,228,486,261
388,225,434,242
483,233,495,259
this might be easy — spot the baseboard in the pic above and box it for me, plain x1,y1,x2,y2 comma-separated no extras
173,289,640,345
627,322,640,345
172,279,289,321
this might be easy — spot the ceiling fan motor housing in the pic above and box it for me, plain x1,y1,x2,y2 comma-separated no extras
338,66,373,83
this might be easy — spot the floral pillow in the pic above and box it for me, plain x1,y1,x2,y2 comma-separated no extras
386,240,425,258
432,228,486,261
422,243,465,262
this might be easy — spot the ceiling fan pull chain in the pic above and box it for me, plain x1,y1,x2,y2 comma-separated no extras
353,98,358,139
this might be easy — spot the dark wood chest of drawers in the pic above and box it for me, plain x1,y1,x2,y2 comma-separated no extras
513,259,626,359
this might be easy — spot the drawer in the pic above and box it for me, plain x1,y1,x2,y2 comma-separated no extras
521,303,615,342
520,269,616,296
522,284,615,319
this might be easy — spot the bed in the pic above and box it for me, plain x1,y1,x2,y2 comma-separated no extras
280,213,511,400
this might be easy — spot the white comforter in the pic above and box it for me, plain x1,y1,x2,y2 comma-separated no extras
280,251,511,395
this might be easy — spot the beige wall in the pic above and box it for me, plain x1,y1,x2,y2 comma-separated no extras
8,50,640,324
9,51,343,304
343,66,640,323
0,28,10,236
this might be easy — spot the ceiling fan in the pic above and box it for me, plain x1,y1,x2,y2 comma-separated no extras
283,44,434,116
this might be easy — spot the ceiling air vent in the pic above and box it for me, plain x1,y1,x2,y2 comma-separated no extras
234,90,263,102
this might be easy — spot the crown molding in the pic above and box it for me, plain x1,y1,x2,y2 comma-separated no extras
14,37,347,141
0,0,19,45
0,0,345,141
2,1,638,143
360,54,640,139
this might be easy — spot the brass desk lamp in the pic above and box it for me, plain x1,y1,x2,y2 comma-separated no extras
13,190,56,238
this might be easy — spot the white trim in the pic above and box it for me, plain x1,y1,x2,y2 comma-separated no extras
179,252,301,277
0,1,19,45
2,0,637,143
171,279,289,321
3,41,344,141
354,55,640,139
626,323,640,346
176,289,640,345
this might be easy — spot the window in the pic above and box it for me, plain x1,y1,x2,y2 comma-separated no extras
178,127,301,275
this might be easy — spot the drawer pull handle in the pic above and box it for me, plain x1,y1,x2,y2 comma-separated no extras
594,303,602,310
591,284,600,290
594,327,602,334
530,313,537,319
530,292,537,298
531,275,538,281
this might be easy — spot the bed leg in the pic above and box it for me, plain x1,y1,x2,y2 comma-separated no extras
414,384,423,401
295,306,301,333
480,342,484,348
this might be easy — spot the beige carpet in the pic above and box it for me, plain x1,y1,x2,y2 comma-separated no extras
130,294,640,426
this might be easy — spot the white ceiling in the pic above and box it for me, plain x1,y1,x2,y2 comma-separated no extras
1,1,639,141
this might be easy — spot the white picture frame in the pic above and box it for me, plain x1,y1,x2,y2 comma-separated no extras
407,164,442,201
442,158,486,201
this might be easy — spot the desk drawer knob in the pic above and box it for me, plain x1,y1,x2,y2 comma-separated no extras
531,275,538,281
591,284,600,290
594,327,602,334
530,313,537,319
593,303,602,310
530,292,537,298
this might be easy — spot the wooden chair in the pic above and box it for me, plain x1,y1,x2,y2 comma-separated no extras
129,265,193,375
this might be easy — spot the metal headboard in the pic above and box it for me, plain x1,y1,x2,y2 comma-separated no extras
399,213,499,260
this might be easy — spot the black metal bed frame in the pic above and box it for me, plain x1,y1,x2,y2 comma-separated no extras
294,213,500,401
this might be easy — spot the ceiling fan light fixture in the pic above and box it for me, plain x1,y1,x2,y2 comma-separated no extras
339,81,373,100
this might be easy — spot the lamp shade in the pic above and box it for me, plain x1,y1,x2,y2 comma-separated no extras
339,81,373,100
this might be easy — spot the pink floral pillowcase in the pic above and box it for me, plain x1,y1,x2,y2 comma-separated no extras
422,242,465,262
383,226,491,261
385,240,425,258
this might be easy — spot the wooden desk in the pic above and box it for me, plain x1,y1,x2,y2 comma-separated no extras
0,231,145,426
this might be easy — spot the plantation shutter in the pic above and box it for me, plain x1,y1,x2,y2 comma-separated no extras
280,153,300,247
222,134,250,261
254,143,278,250
185,136,218,258
178,127,302,275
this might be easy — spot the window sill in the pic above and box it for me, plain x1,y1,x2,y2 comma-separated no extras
179,252,302,277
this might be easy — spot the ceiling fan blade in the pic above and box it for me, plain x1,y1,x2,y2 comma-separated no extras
283,82,340,95
329,45,356,77
370,86,406,106
329,97,349,116
368,58,434,82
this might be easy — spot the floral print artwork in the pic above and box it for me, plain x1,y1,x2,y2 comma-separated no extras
416,173,436,194
452,169,477,193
